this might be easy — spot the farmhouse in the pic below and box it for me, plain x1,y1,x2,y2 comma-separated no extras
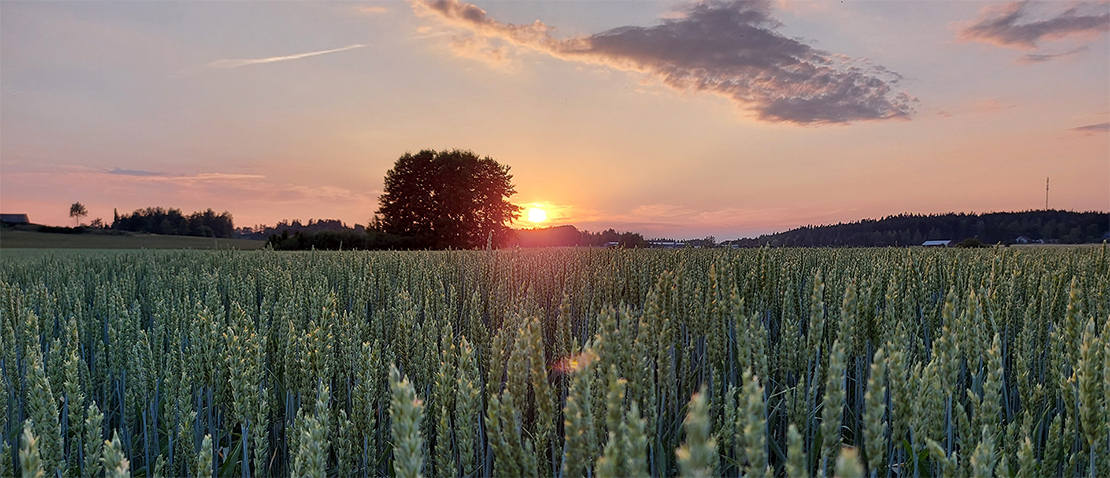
921,240,952,247
0,213,30,225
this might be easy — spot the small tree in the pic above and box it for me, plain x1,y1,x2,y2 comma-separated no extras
69,202,88,227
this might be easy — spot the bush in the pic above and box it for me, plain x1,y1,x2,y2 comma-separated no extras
955,237,987,248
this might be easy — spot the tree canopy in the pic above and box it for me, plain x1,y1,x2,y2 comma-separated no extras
377,149,521,249
112,207,234,238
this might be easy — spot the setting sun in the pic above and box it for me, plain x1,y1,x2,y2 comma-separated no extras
527,207,548,223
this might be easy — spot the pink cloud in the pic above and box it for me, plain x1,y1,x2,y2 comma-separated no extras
414,0,915,124
448,35,514,69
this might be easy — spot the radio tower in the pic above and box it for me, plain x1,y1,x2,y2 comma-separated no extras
1045,177,1049,210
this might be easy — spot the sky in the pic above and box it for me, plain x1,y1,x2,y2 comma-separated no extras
2,0,1107,239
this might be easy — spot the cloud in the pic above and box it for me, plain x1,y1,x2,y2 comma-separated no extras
104,168,265,182
187,173,268,181
773,0,836,15
206,44,366,69
355,5,389,15
449,36,513,68
958,1,1109,50
106,167,164,177
1017,46,1089,63
414,0,915,124
630,204,696,220
95,169,365,203
94,168,368,205
1070,122,1110,133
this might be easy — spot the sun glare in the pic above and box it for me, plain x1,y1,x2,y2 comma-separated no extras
527,207,548,223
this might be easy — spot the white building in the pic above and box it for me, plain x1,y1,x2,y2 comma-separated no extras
922,240,952,247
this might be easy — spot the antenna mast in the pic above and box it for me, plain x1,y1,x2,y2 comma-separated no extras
1045,177,1049,210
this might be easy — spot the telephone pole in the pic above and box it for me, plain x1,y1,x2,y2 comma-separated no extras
1045,177,1049,210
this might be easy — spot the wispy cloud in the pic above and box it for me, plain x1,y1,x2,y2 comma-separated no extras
933,97,1018,118
629,204,696,221
449,35,513,68
1017,46,1089,63
355,5,389,15
206,44,366,69
1070,122,1110,133
105,168,265,181
94,167,368,205
414,0,915,125
106,167,164,177
958,1,1109,52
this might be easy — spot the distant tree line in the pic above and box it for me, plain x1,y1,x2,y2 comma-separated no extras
507,225,647,248
254,219,444,250
112,207,234,238
237,219,365,241
265,225,652,251
265,229,439,251
726,210,1109,247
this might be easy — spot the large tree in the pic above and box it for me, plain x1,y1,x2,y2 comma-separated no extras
377,149,522,249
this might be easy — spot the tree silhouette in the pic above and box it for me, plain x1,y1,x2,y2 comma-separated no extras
69,202,88,226
377,149,521,249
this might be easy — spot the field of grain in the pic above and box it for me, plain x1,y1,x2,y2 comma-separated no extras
1,246,1107,477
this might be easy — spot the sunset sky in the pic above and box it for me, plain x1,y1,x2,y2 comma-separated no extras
2,0,1107,239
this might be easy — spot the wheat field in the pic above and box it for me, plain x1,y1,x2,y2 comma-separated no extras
1,246,1107,477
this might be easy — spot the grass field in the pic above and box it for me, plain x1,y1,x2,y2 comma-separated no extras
0,229,266,250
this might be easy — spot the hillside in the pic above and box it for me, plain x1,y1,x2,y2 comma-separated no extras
727,210,1109,247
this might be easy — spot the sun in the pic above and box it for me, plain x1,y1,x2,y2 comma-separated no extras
527,207,548,223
